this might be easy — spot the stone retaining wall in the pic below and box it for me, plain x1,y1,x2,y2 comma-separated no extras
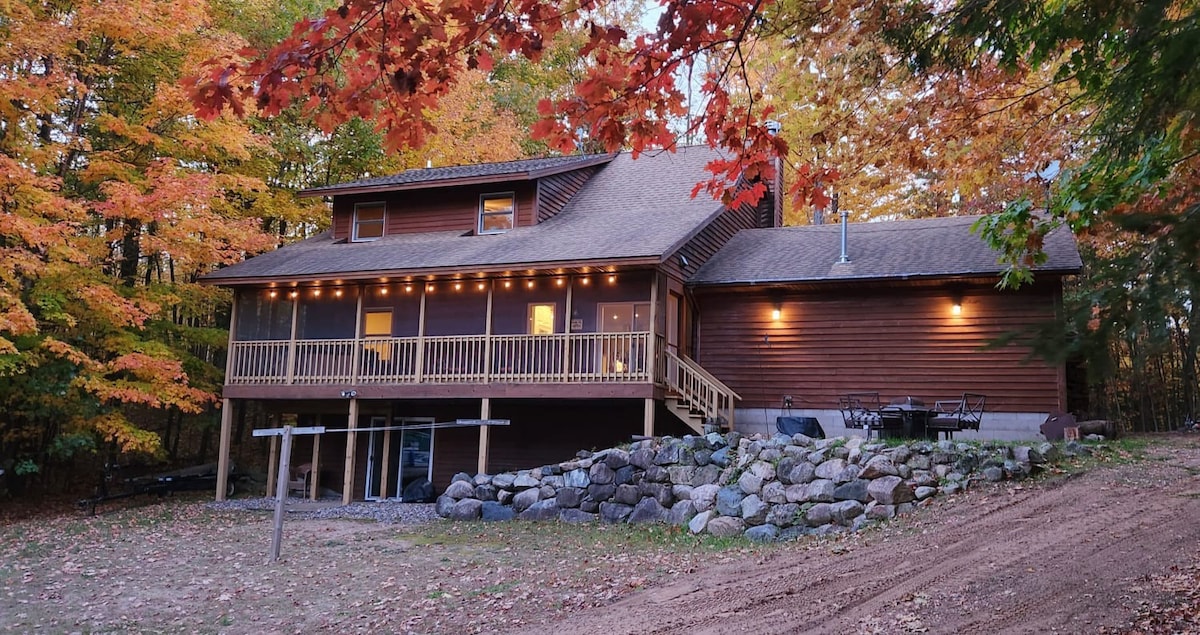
436,431,1085,542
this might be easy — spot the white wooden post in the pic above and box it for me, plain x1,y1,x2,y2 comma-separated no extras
309,432,321,501
415,285,427,382
350,284,364,382
215,398,233,501
483,280,493,383
478,397,491,475
562,277,573,381
341,398,359,505
285,291,300,383
269,425,293,563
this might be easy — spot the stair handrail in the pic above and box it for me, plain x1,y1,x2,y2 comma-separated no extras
663,349,740,426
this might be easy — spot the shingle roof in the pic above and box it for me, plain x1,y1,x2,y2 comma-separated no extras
689,215,1081,285
299,153,617,197
204,147,727,283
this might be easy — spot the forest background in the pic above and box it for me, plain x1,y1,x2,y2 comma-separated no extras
1,0,1196,496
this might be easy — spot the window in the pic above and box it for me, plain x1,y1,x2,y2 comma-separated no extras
362,310,393,360
478,193,515,234
353,202,386,241
527,303,556,334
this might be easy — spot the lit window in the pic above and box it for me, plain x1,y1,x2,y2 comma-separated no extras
353,202,386,242
478,193,515,234
528,303,556,334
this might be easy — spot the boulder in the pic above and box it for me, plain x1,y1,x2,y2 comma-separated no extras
435,494,456,517
613,465,636,486
645,466,670,482
629,447,656,470
691,464,722,486
709,446,732,467
983,466,1005,482
749,460,777,481
865,504,895,520
481,501,515,522
688,510,714,534
706,516,746,537
805,479,836,503
556,487,583,508
496,489,513,505
513,472,541,489
867,475,915,505
859,455,899,479
716,486,746,516
740,494,769,525
559,509,597,524
449,498,483,521
745,524,780,542
640,482,674,507
587,483,615,501
805,503,833,527
1012,446,1044,464
737,471,764,495
914,486,938,500
830,500,865,526
832,479,872,503
443,480,476,499
474,484,498,502
604,448,630,469
668,466,697,485
628,497,668,524
761,481,788,504
691,484,720,512
492,473,517,490
518,499,559,521
613,484,641,506
512,487,541,513
766,502,801,528
599,502,633,523
563,468,590,488
451,472,473,484
589,462,615,485
786,463,816,485
667,500,698,526
654,441,684,465
784,484,808,503
814,458,848,480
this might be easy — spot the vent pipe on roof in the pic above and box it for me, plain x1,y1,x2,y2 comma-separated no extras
836,193,850,264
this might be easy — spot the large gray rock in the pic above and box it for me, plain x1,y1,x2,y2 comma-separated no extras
492,473,517,490
983,466,1005,482
805,503,833,526
740,494,769,525
671,484,694,501
613,484,641,505
745,524,780,542
654,442,683,465
737,471,764,495
748,460,777,481
629,447,656,470
640,482,674,507
587,483,615,501
668,466,697,485
449,498,483,521
451,472,473,484
559,508,597,524
787,462,816,485
907,454,932,470
556,487,583,508
496,489,513,505
667,500,698,526
628,497,668,524
716,486,746,516
832,479,872,503
814,458,848,480
805,479,836,503
688,510,714,534
589,462,615,485
512,487,541,513
914,486,938,500
692,464,722,486
784,484,808,503
865,503,895,520
563,468,590,488
859,455,899,479
539,484,557,499
599,502,633,523
761,481,788,504
709,446,732,467
474,484,498,501
443,479,476,499
706,516,746,537
830,500,865,525
481,501,515,521
519,499,559,521
435,494,456,517
776,457,797,484
613,465,636,486
691,484,720,512
766,502,801,528
867,475,915,505
473,473,493,486
1012,446,1044,464
604,448,630,469
513,472,541,489
910,470,938,487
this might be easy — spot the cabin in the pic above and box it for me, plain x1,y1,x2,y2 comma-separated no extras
203,147,1081,503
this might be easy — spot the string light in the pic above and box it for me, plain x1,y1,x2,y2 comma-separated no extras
268,290,278,299
379,286,388,296
477,282,486,291
334,288,344,298
312,288,322,297
556,278,565,287
526,280,535,289
454,282,463,291
607,274,617,284
580,277,590,286
503,280,512,289
404,284,413,293
288,290,298,299
426,284,435,293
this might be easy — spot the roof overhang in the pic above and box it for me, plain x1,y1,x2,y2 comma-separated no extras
688,268,1080,291
297,154,617,198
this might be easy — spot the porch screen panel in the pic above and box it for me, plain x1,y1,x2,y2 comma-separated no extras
234,290,294,341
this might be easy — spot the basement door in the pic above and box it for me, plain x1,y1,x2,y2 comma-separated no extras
364,417,435,501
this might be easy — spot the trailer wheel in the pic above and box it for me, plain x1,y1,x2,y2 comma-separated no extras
226,481,236,498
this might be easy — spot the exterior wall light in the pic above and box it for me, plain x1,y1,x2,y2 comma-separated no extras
268,290,278,299
608,274,617,284
772,307,782,321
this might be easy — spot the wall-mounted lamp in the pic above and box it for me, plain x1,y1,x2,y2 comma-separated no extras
771,301,782,321
782,395,793,409
950,292,964,316
268,289,278,299
339,390,358,398
607,274,617,284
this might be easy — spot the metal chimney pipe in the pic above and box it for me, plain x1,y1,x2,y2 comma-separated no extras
836,194,850,263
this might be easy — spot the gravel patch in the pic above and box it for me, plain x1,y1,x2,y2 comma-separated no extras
208,497,441,524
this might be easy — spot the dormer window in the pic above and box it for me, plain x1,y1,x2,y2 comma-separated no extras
478,193,515,234
353,202,386,241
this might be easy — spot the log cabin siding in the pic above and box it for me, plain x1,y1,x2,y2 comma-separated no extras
330,183,538,240
694,282,1067,414
537,166,599,222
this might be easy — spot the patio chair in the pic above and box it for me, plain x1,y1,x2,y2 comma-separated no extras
839,392,884,438
928,393,986,440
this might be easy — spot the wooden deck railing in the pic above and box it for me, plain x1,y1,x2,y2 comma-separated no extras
227,332,655,385
662,349,740,426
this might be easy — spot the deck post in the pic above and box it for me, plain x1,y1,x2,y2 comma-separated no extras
643,397,655,437
415,285,427,382
483,281,493,382
341,398,359,505
215,398,234,501
647,273,659,382
309,431,321,501
285,290,300,383
477,397,491,475
350,284,365,382
379,427,392,499
562,277,573,381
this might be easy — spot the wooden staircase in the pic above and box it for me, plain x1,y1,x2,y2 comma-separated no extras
661,350,740,435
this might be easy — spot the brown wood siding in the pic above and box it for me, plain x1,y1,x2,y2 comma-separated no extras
330,183,538,240
694,282,1067,413
662,201,759,281
536,166,599,223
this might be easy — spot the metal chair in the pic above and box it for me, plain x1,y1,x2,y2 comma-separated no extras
839,392,883,438
929,393,986,440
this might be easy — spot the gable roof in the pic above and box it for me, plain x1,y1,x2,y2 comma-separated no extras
204,147,727,284
298,153,617,198
690,215,1081,286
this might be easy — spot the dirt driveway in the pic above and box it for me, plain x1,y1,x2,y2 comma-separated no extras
508,435,1200,635
3,436,1198,634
